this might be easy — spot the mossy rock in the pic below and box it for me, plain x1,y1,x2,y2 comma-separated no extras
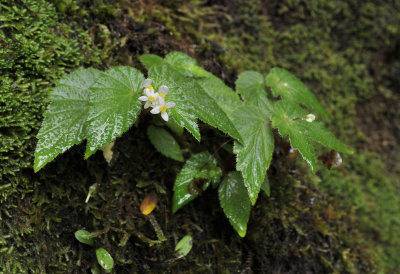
1,0,399,272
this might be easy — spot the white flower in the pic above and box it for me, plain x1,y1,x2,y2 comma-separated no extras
150,102,176,121
142,78,153,89
303,113,316,122
155,85,169,105
158,85,169,98
139,88,159,109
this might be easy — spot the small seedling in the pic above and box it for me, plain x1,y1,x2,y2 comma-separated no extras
175,235,193,259
96,248,114,272
74,230,94,246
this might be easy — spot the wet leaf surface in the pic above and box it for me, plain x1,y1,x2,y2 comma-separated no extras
218,172,251,237
173,152,222,213
147,125,184,162
266,68,328,117
85,66,145,158
271,101,352,172
96,248,114,272
34,68,101,172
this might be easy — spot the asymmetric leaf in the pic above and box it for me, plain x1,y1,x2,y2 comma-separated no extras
173,152,222,213
219,172,251,237
164,52,242,115
271,100,352,172
236,71,273,114
34,68,101,172
85,66,145,158
149,64,242,142
147,125,184,162
266,68,328,117
139,54,163,69
232,105,274,205
164,51,208,77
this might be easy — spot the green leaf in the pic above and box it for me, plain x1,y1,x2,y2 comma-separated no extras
34,68,101,172
166,118,184,136
175,235,193,258
266,68,328,117
296,121,353,154
235,71,273,115
165,52,242,115
196,75,243,115
171,108,201,141
147,125,184,162
85,66,145,158
140,54,164,69
232,106,274,205
173,152,222,213
96,248,114,272
165,51,196,67
261,176,270,196
74,230,94,246
149,64,242,142
164,51,208,77
218,172,251,237
271,101,352,172
148,64,200,140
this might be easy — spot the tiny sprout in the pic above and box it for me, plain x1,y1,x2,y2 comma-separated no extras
74,230,94,246
96,248,114,272
175,235,193,259
140,192,158,215
85,183,98,203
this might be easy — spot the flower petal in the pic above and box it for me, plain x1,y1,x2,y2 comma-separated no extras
144,101,151,109
158,85,169,95
157,96,165,105
145,88,154,97
166,102,176,108
142,78,152,88
161,111,169,121
151,107,161,114
139,96,148,101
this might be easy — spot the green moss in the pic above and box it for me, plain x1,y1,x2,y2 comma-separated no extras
0,0,102,271
0,0,100,181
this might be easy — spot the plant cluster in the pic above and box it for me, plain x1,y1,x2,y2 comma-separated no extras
34,51,351,237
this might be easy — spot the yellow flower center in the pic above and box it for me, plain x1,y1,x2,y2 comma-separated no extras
160,105,167,112
159,93,166,98
146,85,154,90
148,96,156,102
